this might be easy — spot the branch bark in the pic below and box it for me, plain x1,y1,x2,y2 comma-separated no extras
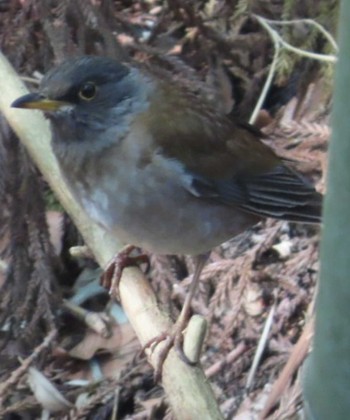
0,51,223,420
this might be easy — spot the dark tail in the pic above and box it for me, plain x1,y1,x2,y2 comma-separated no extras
240,164,323,224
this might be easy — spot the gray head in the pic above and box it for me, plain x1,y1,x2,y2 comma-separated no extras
12,56,152,159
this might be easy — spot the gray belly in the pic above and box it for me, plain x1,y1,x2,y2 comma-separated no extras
59,140,259,255
76,175,259,255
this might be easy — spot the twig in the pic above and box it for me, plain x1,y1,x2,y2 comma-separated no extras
249,16,280,124
246,300,276,392
260,319,314,419
0,329,57,403
253,15,337,63
250,14,337,124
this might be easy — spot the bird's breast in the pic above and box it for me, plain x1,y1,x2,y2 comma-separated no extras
58,132,259,255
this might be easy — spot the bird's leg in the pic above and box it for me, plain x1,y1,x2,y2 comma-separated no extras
145,253,210,380
173,253,209,357
100,245,149,301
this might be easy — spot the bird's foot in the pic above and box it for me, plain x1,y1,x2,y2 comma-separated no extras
144,317,196,381
100,245,149,300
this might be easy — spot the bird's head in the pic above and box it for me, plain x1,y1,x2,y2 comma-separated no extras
12,56,152,156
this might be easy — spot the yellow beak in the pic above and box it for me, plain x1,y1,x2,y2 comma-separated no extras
11,93,71,111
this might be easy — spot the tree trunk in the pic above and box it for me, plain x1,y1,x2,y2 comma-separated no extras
303,1,350,418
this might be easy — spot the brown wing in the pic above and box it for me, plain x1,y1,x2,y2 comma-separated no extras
144,81,323,223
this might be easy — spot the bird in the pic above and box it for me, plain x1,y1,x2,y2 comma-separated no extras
12,55,323,373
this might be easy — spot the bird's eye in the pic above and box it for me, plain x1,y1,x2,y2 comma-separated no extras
78,82,97,101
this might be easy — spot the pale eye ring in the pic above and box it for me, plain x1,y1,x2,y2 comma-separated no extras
78,82,97,100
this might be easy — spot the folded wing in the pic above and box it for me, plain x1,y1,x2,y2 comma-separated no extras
187,163,322,223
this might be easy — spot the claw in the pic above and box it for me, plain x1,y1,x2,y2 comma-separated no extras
100,245,149,300
143,321,196,382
